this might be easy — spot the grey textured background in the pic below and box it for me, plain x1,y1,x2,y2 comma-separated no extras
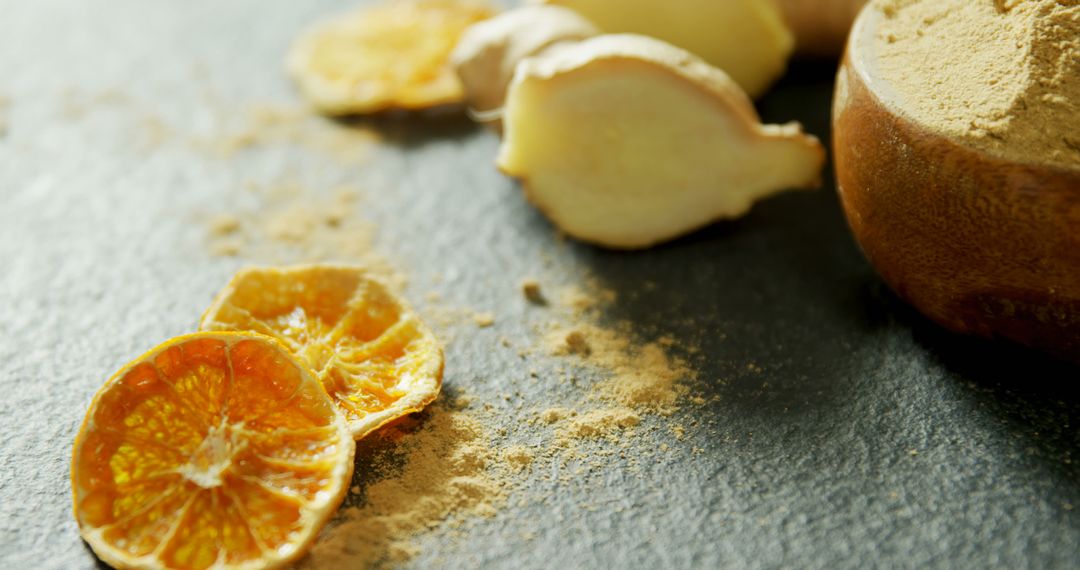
1,1,1078,569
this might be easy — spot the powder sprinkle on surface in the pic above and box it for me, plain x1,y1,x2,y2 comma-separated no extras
546,322,693,415
303,402,507,568
554,408,642,445
473,312,496,328
521,278,545,304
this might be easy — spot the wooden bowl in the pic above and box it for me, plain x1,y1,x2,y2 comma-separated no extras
777,0,866,58
833,7,1080,359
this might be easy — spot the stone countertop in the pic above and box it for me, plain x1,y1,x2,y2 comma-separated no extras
1,1,1077,568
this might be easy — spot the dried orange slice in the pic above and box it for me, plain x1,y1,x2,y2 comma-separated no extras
199,265,443,439
286,0,495,115
71,332,355,570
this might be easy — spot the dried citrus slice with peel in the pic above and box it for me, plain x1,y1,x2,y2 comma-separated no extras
286,0,495,115
71,332,355,570
199,265,443,440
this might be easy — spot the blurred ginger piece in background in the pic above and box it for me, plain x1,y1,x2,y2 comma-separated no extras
451,5,599,118
539,0,794,98
777,0,866,57
287,0,494,115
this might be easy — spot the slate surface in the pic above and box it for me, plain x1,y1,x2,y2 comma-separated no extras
1,1,1078,569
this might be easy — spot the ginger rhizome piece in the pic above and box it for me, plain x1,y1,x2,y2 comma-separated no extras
497,34,824,249
451,5,599,116
540,0,794,97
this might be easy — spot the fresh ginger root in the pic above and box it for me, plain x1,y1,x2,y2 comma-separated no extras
286,0,494,115
497,34,825,249
540,0,793,98
451,5,599,117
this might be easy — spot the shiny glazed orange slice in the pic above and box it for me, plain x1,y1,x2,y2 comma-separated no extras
199,264,443,439
286,0,495,115
71,332,355,570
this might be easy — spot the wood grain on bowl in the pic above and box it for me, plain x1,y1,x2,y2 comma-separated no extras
777,0,866,57
832,9,1080,359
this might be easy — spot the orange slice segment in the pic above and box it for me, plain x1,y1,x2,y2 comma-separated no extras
286,0,495,115
71,332,355,570
199,264,444,440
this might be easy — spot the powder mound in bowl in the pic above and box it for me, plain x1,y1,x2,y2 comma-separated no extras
872,0,1080,169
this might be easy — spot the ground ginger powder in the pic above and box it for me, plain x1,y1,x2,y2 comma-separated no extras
873,0,1080,168
302,403,505,568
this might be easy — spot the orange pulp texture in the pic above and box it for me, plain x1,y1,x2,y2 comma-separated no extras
71,332,355,570
199,265,443,439
286,0,496,114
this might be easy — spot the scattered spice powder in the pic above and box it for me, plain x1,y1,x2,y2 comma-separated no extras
520,278,545,304
472,312,496,328
554,408,641,444
538,408,574,424
560,330,591,356
557,284,616,315
303,402,507,568
59,89,380,161
516,275,702,471
546,322,692,415
419,304,477,344
206,214,241,236
193,102,381,161
504,446,535,470
202,184,405,287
